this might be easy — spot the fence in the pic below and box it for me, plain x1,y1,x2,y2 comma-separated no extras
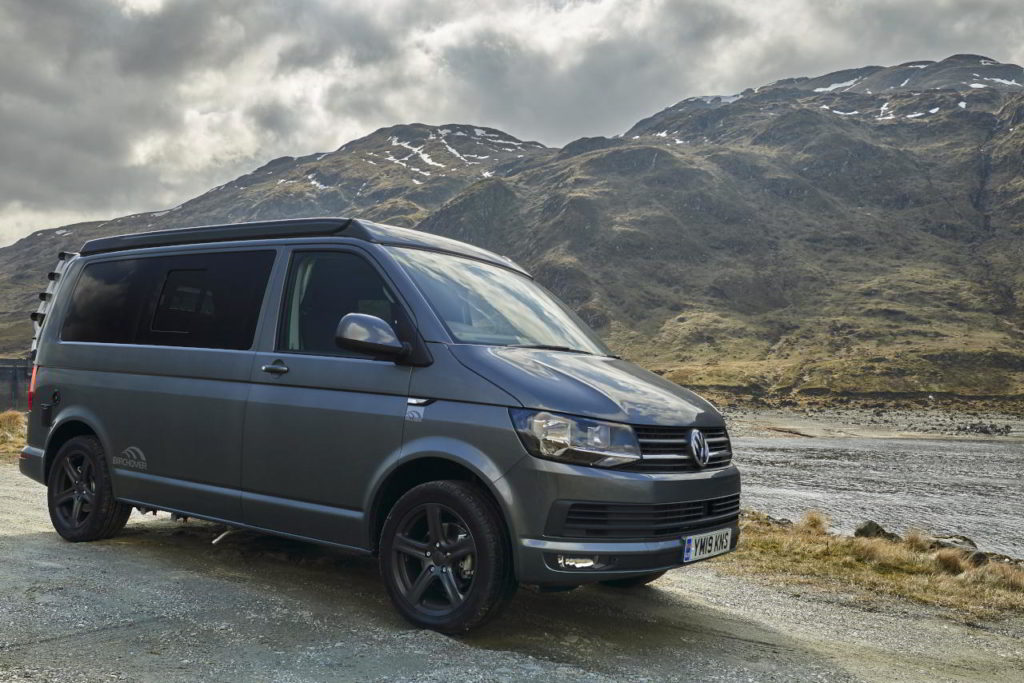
0,359,30,412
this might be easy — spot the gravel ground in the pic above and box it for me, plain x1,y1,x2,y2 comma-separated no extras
1,462,1022,682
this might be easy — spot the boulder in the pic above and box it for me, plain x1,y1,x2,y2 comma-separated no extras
966,551,989,567
854,520,900,542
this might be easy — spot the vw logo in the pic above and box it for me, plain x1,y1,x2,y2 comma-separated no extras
689,429,711,467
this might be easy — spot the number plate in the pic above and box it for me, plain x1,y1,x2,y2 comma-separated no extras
683,528,732,563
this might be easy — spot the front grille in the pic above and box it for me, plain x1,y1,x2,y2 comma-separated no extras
552,493,741,539
617,426,733,473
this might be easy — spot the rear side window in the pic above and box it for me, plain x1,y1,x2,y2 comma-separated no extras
62,251,275,350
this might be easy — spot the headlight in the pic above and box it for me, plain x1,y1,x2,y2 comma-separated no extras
509,409,641,468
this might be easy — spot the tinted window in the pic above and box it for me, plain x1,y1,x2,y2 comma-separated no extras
279,252,403,356
62,251,274,350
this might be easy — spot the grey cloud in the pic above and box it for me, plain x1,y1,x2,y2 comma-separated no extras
246,100,301,139
2,0,1023,246
439,1,749,142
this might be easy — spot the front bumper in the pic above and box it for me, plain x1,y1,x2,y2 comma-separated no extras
19,445,46,484
500,454,741,585
517,519,740,584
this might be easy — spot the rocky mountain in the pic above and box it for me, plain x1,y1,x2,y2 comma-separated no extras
2,54,1023,403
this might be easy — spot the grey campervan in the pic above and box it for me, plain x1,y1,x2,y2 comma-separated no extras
19,218,740,632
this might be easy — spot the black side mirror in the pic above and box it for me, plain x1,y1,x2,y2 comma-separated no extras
335,313,409,358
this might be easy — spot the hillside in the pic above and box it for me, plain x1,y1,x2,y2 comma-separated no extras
2,54,1023,404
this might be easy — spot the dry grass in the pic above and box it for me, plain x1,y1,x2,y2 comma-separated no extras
722,510,1024,620
935,548,968,575
794,509,829,535
904,527,932,553
0,410,25,460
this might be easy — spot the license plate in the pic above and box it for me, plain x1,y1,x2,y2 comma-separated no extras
683,528,732,563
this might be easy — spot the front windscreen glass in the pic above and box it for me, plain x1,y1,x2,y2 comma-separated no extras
389,247,610,355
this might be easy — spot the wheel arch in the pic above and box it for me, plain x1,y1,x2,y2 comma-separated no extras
43,418,102,482
367,455,515,561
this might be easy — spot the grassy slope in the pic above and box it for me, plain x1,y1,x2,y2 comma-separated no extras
1,90,1022,403
418,91,1024,401
723,511,1024,620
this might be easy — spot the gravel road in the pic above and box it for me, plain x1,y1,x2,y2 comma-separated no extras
1,462,1021,682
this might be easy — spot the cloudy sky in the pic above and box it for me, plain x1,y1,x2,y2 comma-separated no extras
2,0,1022,245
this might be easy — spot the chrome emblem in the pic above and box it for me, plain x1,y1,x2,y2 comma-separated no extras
689,429,711,467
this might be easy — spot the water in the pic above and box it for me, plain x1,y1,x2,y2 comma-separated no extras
733,436,1024,558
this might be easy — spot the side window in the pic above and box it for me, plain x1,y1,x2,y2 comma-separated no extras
61,259,159,344
62,251,275,350
279,252,403,356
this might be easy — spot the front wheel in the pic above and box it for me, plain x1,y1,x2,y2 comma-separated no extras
600,570,668,588
47,436,131,542
379,480,514,633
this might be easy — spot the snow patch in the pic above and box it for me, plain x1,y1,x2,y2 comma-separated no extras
899,78,910,87
481,171,493,178
411,179,423,185
958,101,967,109
969,83,987,88
983,76,1022,87
813,78,859,92
306,174,328,190
438,131,470,163
928,107,940,114
388,137,445,168
905,112,925,119
831,109,859,116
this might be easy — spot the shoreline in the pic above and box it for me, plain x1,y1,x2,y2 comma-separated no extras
721,405,1024,440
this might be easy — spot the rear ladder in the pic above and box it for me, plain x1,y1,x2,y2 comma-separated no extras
30,251,78,360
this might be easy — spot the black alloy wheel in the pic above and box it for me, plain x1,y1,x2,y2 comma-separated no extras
47,436,131,542
380,480,514,633
391,502,477,616
52,449,95,530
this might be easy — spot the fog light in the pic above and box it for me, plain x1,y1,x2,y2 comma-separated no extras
556,555,598,569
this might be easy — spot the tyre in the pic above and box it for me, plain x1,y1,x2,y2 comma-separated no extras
379,480,514,633
599,570,668,588
47,436,131,542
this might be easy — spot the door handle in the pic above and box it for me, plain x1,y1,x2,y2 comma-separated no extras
260,362,289,375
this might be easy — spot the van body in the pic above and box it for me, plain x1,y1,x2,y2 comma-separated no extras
20,217,740,632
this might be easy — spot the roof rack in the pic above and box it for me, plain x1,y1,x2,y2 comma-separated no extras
80,217,357,255
78,216,529,275
31,250,79,360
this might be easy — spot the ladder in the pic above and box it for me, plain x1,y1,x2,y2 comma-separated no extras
30,251,78,360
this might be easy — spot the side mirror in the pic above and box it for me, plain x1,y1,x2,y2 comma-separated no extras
335,313,409,358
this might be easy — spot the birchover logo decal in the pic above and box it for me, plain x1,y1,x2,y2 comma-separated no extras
112,446,147,470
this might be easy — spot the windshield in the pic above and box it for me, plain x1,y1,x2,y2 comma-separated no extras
390,247,610,355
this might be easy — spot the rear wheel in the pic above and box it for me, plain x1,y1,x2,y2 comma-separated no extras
47,436,131,542
379,480,514,633
600,570,668,588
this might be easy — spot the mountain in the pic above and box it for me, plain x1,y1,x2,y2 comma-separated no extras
2,54,1023,404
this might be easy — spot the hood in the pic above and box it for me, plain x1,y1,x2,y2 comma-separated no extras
450,345,722,427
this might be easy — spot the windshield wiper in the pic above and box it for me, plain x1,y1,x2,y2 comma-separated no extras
508,344,593,355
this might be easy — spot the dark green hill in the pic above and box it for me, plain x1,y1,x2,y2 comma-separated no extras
2,56,1022,403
